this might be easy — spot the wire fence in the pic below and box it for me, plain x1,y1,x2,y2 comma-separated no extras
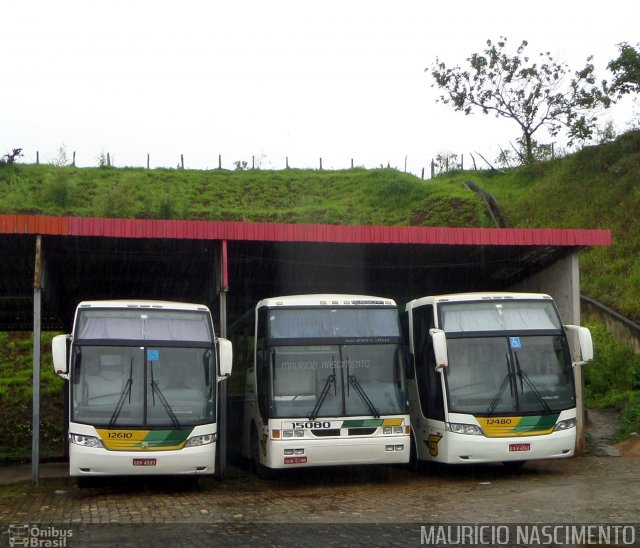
19,148,480,180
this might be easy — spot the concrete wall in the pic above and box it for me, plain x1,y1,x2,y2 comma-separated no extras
509,252,581,325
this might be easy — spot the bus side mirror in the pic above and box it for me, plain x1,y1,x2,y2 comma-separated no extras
52,334,71,379
430,328,448,371
218,338,233,378
564,325,593,366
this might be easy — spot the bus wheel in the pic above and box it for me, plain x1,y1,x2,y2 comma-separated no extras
503,461,526,470
76,477,95,489
408,434,419,472
251,426,275,480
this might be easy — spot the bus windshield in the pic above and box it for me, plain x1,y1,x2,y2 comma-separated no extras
75,308,212,342
445,335,575,415
268,343,406,418
439,299,562,333
268,307,400,340
71,345,214,427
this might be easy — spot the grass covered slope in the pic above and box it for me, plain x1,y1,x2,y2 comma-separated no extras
0,166,491,227
0,332,65,458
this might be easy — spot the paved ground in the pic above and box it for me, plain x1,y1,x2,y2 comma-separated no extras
1,450,639,547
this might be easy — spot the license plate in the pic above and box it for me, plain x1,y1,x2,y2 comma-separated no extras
509,443,530,452
284,456,307,464
133,458,157,466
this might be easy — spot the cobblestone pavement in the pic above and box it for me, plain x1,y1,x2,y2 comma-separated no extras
1,455,639,547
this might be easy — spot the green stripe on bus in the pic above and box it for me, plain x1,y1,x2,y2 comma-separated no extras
341,419,384,428
142,429,192,446
511,414,559,433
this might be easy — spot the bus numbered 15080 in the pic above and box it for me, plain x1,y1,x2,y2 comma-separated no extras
240,295,410,478
401,292,593,467
52,300,232,485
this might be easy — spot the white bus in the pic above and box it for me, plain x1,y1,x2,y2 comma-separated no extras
239,295,410,478
402,293,593,467
52,300,232,485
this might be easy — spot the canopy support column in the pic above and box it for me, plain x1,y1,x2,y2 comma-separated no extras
32,235,43,486
218,239,229,477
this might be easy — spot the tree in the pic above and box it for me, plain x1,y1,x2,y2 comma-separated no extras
0,148,23,166
608,42,640,97
429,36,611,164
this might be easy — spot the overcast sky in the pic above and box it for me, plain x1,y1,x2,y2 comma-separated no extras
3,0,638,175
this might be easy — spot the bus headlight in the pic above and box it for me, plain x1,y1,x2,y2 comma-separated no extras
70,434,104,448
553,418,577,432
447,423,483,436
185,433,216,447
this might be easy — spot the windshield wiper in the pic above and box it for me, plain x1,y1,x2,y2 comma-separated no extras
149,362,181,429
346,357,380,418
514,352,552,413
109,358,134,428
487,353,512,416
309,373,336,421
348,375,380,418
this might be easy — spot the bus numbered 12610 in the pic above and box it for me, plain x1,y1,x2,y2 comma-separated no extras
240,295,410,478
52,300,232,485
401,292,593,467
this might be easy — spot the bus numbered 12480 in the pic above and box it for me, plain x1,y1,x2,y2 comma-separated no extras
240,295,410,478
401,293,593,467
52,300,232,486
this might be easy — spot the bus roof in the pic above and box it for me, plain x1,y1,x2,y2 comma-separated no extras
257,294,397,308
76,300,211,312
405,292,553,311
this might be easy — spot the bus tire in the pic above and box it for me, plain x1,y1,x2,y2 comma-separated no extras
251,425,275,480
76,477,95,489
503,460,526,470
408,433,420,472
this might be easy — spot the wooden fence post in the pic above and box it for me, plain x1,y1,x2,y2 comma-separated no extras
286,157,289,169
36,151,39,164
319,158,323,170
218,154,222,169
107,153,111,167
181,154,184,169
421,167,424,180
72,151,76,167
147,154,150,169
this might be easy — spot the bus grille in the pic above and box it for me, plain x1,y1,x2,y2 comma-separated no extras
347,428,377,436
311,429,341,437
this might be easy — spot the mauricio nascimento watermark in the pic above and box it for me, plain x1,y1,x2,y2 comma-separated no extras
7,524,73,547
419,523,638,546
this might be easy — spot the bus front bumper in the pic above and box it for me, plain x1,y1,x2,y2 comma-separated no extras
440,428,576,464
264,435,410,469
69,442,217,476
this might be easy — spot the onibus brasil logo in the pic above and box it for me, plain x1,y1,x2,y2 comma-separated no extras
7,524,73,547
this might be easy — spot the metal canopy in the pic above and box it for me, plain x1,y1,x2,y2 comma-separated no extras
0,214,610,332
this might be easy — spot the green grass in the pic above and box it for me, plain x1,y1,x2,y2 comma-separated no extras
583,318,640,440
0,332,65,457
0,165,492,227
